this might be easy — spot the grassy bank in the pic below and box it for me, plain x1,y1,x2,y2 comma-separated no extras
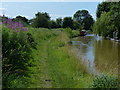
2,26,119,88
26,28,93,88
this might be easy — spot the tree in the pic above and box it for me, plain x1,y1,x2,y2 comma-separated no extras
31,12,50,28
73,10,94,30
73,21,81,30
110,2,120,39
56,18,62,28
93,12,114,37
13,16,29,26
62,17,73,29
96,2,111,18
49,20,57,28
94,1,120,39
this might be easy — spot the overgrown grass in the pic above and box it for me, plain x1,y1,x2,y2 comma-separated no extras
26,27,93,88
47,32,93,88
2,26,119,88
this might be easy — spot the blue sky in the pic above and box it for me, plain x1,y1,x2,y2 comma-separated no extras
1,2,100,20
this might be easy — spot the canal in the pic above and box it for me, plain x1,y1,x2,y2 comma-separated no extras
71,34,120,76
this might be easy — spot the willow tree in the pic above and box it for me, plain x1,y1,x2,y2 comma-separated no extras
93,12,114,37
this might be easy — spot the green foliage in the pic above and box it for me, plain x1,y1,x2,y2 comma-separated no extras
96,2,111,18
65,28,73,38
110,2,120,39
27,33,37,49
49,20,58,28
13,16,29,26
72,30,80,37
94,2,120,39
93,12,113,37
73,21,81,30
2,26,36,88
65,28,79,38
90,75,120,88
73,10,94,30
2,74,29,88
62,17,74,29
31,12,50,28
56,18,62,28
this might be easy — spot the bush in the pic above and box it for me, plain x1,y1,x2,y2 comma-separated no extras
65,28,72,38
2,26,35,88
72,30,79,37
90,75,120,88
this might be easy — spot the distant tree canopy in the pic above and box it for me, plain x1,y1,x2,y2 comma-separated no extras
31,12,50,28
73,10,94,30
73,21,81,30
93,2,120,39
13,16,29,26
2,10,95,30
49,18,63,28
62,17,74,29
56,18,62,28
49,20,58,28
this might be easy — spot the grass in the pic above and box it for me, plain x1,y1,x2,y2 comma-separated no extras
47,32,93,88
2,27,119,88
26,28,93,88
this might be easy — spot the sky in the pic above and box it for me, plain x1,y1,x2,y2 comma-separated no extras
0,2,101,20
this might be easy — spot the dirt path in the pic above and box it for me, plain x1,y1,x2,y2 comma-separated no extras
29,39,53,88
39,40,52,88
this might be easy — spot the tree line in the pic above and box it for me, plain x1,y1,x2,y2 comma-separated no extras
2,10,94,30
93,1,120,40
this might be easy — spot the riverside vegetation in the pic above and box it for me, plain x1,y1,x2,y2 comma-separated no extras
1,1,120,88
1,25,120,88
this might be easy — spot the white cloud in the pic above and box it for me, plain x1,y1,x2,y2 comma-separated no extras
50,14,71,18
0,13,11,17
0,13,32,19
13,15,32,19
91,13,96,20
0,8,7,11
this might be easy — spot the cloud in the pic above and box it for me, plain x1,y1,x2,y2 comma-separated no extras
91,13,96,20
50,14,71,18
13,15,32,19
0,13,11,17
0,8,7,11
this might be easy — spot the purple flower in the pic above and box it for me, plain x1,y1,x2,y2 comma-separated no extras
8,19,12,22
22,27,26,32
0,22,2,25
2,17,27,32
19,23,23,27
4,21,7,24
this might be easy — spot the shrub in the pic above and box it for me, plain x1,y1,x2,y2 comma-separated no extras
72,30,79,37
90,75,120,88
65,28,72,38
2,25,35,87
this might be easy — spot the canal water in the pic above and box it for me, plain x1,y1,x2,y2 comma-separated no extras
72,34,120,75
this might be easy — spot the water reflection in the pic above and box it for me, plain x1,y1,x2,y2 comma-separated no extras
72,34,119,75
94,38,119,75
